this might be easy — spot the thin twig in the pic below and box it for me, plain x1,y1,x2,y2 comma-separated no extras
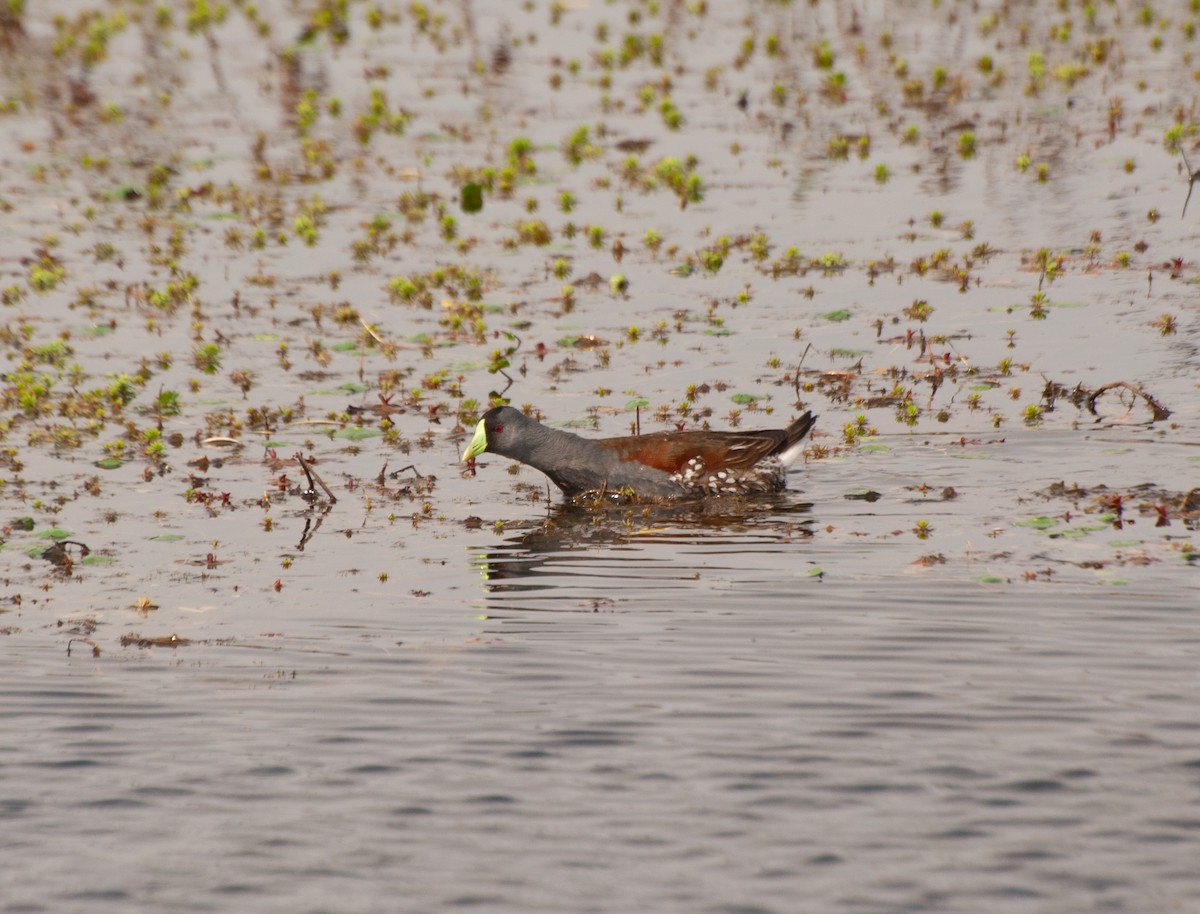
66,638,101,658
494,366,514,398
796,341,814,371
1086,381,1171,422
1181,147,1200,218
359,318,385,345
295,452,338,503
794,342,814,404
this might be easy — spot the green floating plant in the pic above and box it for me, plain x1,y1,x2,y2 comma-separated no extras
335,427,381,441
1014,515,1058,530
819,309,852,322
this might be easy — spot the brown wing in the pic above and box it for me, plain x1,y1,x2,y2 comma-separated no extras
597,428,790,474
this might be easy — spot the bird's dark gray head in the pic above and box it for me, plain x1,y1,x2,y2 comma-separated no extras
462,406,607,492
462,406,543,462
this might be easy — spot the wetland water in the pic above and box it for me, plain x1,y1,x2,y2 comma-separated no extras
1,1,1198,911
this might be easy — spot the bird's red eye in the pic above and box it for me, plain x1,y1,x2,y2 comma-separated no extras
494,423,504,434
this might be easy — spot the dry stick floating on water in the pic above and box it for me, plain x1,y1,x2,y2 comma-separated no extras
66,638,101,658
295,452,338,504
120,633,191,648
1086,381,1171,422
1041,377,1171,422
387,464,425,487
41,540,90,567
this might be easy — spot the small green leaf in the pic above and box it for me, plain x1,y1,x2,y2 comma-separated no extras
818,308,852,322
1014,516,1058,530
460,182,484,213
339,382,368,394
625,398,650,410
81,554,115,565
105,183,141,201
730,393,764,405
34,528,72,540
95,458,123,470
150,534,186,542
844,490,882,501
335,427,381,441
975,574,1005,584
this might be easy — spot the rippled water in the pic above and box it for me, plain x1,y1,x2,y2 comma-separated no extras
5,479,1199,913
4,0,1200,910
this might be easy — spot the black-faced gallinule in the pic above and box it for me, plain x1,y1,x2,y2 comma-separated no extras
462,405,817,500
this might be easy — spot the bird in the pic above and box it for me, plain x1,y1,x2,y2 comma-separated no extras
462,405,817,501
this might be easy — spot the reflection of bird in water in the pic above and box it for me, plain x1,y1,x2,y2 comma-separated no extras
468,497,816,614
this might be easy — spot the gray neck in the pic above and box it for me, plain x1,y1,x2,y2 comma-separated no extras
502,422,678,498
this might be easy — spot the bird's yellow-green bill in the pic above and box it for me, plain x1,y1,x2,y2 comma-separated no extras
462,418,488,461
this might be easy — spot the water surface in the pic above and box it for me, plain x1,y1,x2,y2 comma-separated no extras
2,1,1198,911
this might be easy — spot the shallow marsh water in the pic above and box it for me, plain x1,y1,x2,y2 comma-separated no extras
1,1,1199,911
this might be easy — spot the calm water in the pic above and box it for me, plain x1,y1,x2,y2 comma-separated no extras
3,0,1200,910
